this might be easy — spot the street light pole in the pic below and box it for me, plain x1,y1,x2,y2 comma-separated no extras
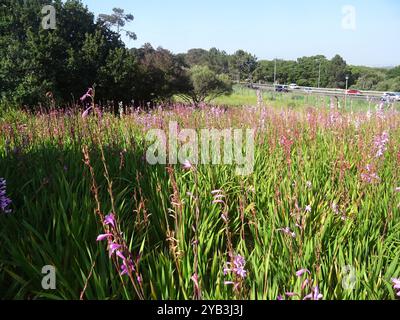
318,60,322,88
274,58,277,85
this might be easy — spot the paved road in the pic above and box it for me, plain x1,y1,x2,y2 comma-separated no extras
243,83,397,103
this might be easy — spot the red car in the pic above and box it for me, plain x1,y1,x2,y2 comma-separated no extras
346,89,362,95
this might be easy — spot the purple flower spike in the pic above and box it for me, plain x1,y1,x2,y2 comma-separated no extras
116,250,126,261
108,243,121,257
374,131,389,159
96,233,112,241
392,278,400,296
120,259,135,276
233,255,247,278
80,88,93,102
0,178,12,214
392,278,400,287
120,264,129,276
81,106,92,118
296,269,311,277
104,213,116,228
223,254,248,289
213,199,225,204
225,254,247,279
213,194,225,199
182,160,193,170
212,190,226,206
303,286,323,300
277,227,296,238
191,273,199,289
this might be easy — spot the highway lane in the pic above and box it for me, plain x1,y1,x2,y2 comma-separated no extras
241,83,398,103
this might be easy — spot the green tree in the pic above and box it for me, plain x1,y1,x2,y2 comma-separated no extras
375,77,400,92
98,7,137,40
294,55,328,87
229,50,257,82
327,54,353,88
130,44,190,104
350,66,386,90
179,65,232,105
387,66,400,79
97,47,139,107
0,0,123,108
183,49,209,67
207,48,230,75
253,60,275,83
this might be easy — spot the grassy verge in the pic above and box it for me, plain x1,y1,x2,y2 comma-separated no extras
0,105,399,299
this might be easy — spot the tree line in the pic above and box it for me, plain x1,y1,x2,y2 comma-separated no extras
1,0,399,110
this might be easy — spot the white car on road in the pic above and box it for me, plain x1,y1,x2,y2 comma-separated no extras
381,92,397,102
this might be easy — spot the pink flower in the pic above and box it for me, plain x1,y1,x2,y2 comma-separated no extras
80,88,93,102
224,254,247,291
104,213,116,228
303,286,323,300
108,243,121,257
81,106,92,118
361,164,381,184
277,227,296,238
305,205,312,213
224,254,247,279
191,273,199,289
213,199,225,204
182,160,193,170
296,269,311,277
374,131,389,159
96,233,112,241
212,190,226,205
120,259,135,276
116,250,126,260
392,278,400,296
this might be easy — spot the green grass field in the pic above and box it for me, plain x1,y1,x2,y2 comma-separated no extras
0,100,400,300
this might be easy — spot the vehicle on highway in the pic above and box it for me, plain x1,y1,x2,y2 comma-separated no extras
289,83,299,90
303,87,313,93
275,85,289,93
346,89,362,95
394,93,400,101
381,92,397,102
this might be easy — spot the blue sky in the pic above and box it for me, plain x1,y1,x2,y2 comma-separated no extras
81,0,400,67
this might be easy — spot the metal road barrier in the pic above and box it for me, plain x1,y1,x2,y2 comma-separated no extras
238,82,397,102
